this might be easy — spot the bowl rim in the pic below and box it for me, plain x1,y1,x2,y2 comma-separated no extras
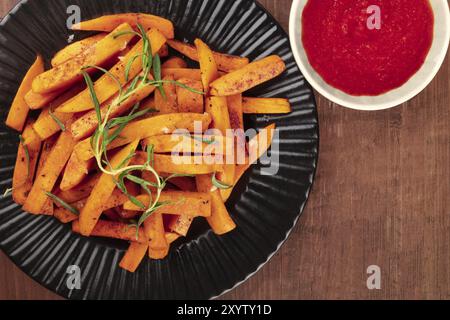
289,0,450,111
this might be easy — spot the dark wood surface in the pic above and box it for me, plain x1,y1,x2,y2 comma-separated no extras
1,0,449,300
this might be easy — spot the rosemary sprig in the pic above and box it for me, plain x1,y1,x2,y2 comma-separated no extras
45,192,79,215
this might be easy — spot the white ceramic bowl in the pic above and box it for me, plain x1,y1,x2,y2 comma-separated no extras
289,0,450,111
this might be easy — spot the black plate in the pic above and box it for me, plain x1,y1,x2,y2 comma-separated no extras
0,0,319,300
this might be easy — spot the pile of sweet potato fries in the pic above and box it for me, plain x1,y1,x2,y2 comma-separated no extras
4,13,291,272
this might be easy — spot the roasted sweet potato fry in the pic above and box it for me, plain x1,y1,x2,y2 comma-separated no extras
139,96,156,113
103,183,140,210
60,153,95,191
78,141,139,236
162,57,187,69
145,213,168,253
22,125,76,215
210,55,286,96
196,174,236,235
32,84,85,141
73,113,212,161
34,136,58,215
55,174,100,204
24,89,63,111
205,97,230,135
51,33,108,67
120,242,149,273
195,38,219,92
73,220,148,244
71,76,156,140
242,97,292,114
167,39,249,72
155,75,178,114
54,207,79,224
227,94,246,164
161,68,202,81
227,94,244,131
12,124,41,205
72,13,174,39
57,28,166,113
205,96,235,200
176,78,204,113
117,209,139,220
124,191,212,217
168,215,194,237
148,246,170,260
233,124,276,188
32,23,135,94
6,55,44,131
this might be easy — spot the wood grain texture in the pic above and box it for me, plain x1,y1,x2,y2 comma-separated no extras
1,0,449,300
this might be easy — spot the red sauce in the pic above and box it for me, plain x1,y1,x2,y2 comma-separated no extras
302,0,434,96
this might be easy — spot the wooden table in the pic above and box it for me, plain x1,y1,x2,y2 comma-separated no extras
1,0,449,300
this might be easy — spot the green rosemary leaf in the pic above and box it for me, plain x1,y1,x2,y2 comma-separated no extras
90,127,102,155
169,80,205,95
125,174,152,187
153,54,166,99
2,187,13,198
137,23,153,81
107,107,156,130
49,110,66,131
128,195,146,210
106,123,127,146
140,183,153,203
83,65,123,102
104,105,155,147
45,192,79,215
19,135,30,179
212,173,233,190
153,54,162,82
114,177,128,194
146,144,155,168
126,221,140,240
126,76,142,95
114,177,146,210
82,71,102,123
124,54,143,82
